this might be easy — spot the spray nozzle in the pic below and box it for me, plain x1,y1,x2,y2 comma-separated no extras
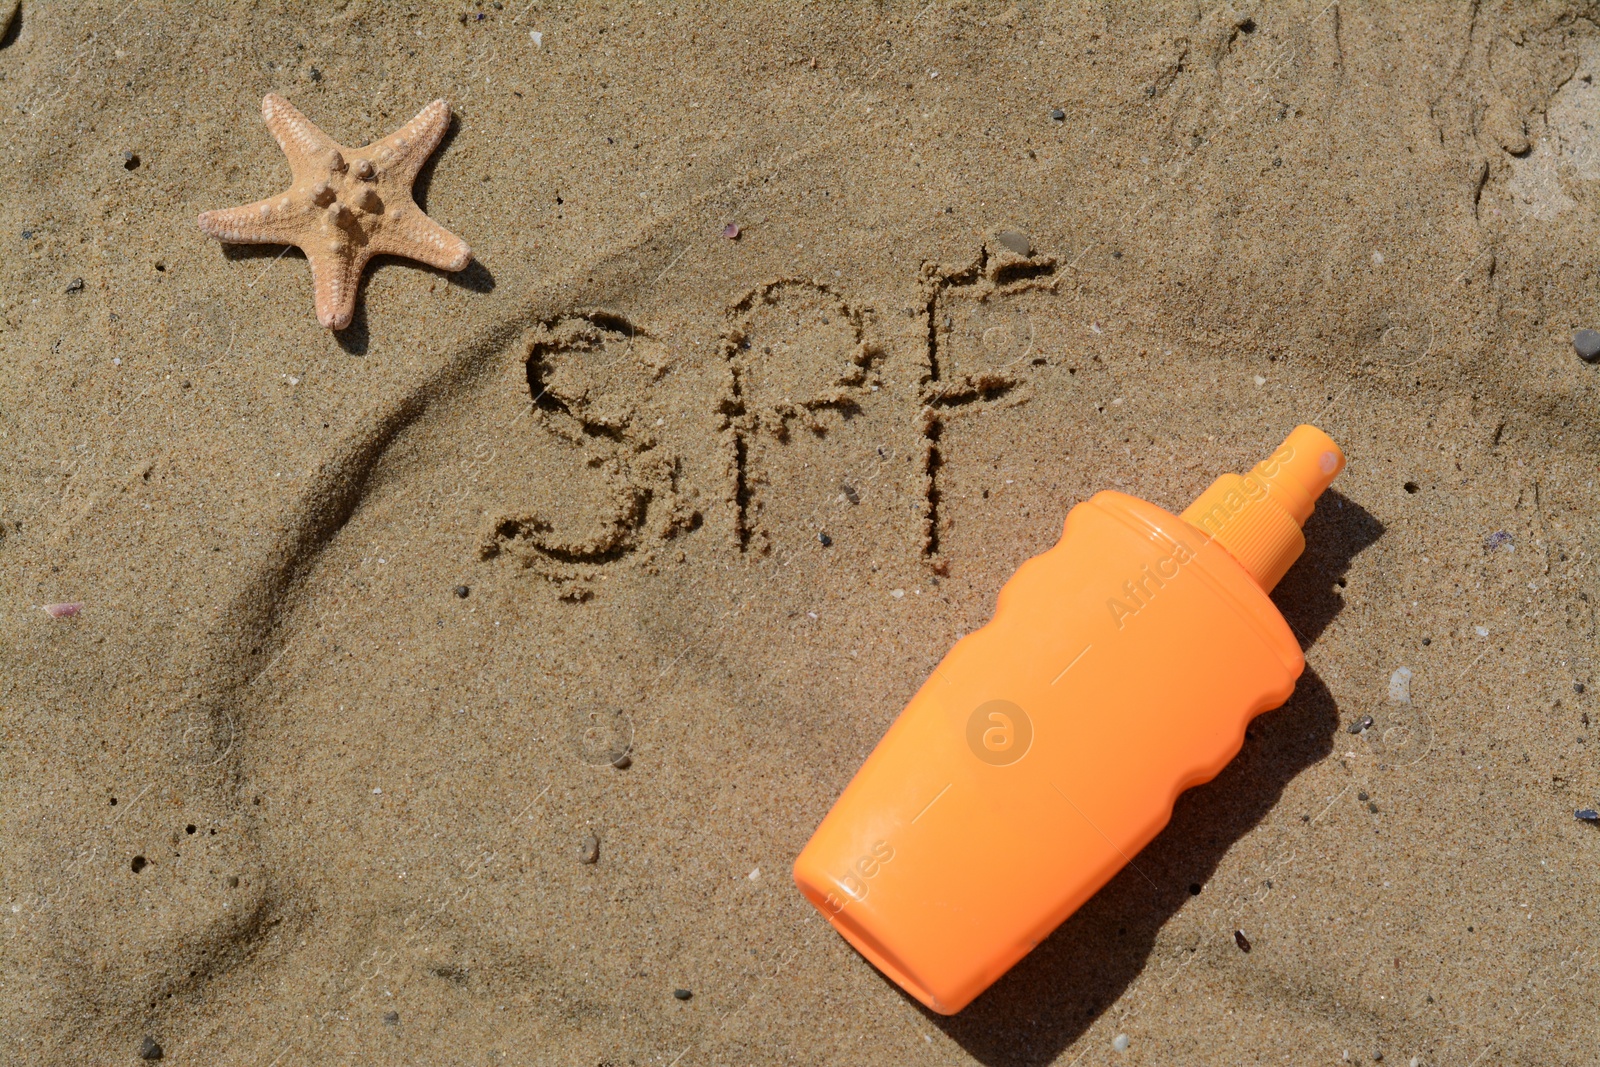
1180,425,1346,592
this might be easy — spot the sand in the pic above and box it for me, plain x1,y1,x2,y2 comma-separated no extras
3,1,1599,1063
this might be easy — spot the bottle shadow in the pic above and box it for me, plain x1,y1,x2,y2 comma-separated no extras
916,490,1384,1066
0,2,21,50
1274,489,1386,650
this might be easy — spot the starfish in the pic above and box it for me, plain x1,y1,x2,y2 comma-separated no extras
198,94,472,330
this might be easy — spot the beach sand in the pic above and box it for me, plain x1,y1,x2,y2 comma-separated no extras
3,2,1599,1063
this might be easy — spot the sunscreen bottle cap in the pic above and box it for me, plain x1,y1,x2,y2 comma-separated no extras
1179,425,1346,592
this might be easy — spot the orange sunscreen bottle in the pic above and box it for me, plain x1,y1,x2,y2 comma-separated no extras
793,425,1345,1014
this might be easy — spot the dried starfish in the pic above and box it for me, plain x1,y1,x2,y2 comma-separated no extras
198,94,472,330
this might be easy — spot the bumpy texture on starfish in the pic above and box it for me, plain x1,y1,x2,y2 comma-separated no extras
198,94,472,330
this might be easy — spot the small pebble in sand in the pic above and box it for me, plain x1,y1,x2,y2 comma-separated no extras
1358,791,1369,802
1483,530,1512,552
817,532,832,547
1234,929,1251,952
1371,1053,1382,1063
138,1035,163,1060
41,602,83,618
722,223,740,240
1367,801,1379,813
996,230,1030,256
578,833,600,864
383,1011,399,1025
65,277,84,294
122,151,140,170
1573,329,1600,363
673,988,693,1000
609,750,631,770
1576,808,1599,822
454,585,470,598
130,855,147,873
1050,108,1066,122
1112,1033,1130,1052
1387,666,1413,704
891,589,905,599
1574,682,1585,694
840,483,860,504
1348,714,1373,735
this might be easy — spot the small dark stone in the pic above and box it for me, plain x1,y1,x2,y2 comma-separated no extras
673,988,693,1000
122,151,140,170
382,1011,400,1025
609,750,632,770
130,855,147,874
1357,791,1369,802
1348,714,1374,735
840,483,860,505
1234,929,1251,953
1367,801,1379,813
138,1036,163,1060
1422,637,1431,646
1576,808,1600,822
1188,883,1201,895
65,277,85,294
309,67,322,82
185,824,196,835
454,585,470,598
817,532,832,547
578,833,600,864
227,875,239,887
21,230,33,239
1372,1053,1383,1063
1573,329,1600,363
429,963,467,983
1576,682,1586,694
1050,108,1066,121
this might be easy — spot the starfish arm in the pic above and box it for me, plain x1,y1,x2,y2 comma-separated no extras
369,99,453,184
262,93,341,181
369,204,472,271
197,195,312,246
306,245,371,331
